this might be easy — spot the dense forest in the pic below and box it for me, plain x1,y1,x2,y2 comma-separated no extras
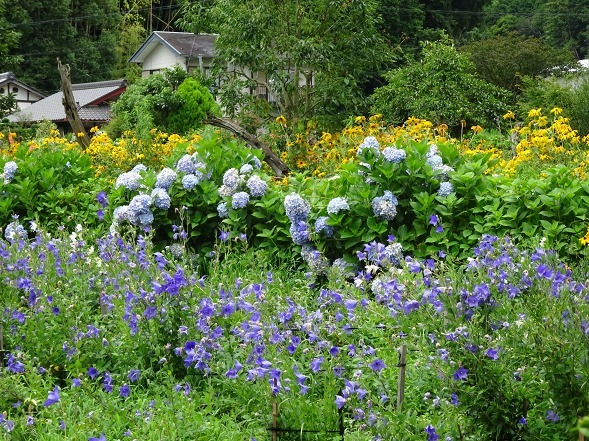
1,0,589,132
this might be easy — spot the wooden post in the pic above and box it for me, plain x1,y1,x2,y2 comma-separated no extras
57,58,89,150
580,432,585,441
272,400,278,441
0,324,4,367
204,116,289,177
396,345,407,412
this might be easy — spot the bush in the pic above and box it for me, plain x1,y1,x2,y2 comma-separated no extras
371,41,510,132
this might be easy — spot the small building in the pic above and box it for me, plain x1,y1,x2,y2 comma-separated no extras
0,72,45,111
7,79,127,131
129,31,217,78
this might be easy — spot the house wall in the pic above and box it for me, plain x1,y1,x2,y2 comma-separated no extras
0,81,44,110
141,44,187,78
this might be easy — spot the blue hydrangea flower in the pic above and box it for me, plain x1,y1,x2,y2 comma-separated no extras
357,136,380,156
176,154,196,174
218,185,236,197
113,205,130,223
4,221,26,243
155,168,177,189
131,164,147,173
115,171,142,190
232,191,250,209
240,164,254,175
438,181,455,197
3,161,17,184
314,216,333,237
382,147,406,163
284,193,311,223
301,244,329,274
182,174,200,190
371,191,398,221
136,210,154,227
246,175,267,197
129,194,152,214
222,168,240,189
250,156,263,169
426,154,444,168
151,188,171,210
327,197,349,215
289,221,310,245
217,202,228,218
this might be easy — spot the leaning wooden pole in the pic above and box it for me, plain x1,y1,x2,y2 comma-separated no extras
57,58,90,150
204,116,289,177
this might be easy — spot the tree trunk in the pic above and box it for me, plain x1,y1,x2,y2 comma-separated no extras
204,116,289,177
57,58,89,150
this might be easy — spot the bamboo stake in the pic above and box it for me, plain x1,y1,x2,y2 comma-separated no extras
272,378,278,441
0,324,4,367
397,345,407,412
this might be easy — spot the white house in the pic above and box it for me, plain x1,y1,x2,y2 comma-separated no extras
0,72,45,111
129,32,217,78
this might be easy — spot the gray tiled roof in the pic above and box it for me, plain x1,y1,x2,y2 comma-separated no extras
7,79,126,123
129,32,217,63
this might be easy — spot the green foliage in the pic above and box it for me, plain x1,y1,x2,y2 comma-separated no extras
0,145,108,233
0,92,17,118
371,41,510,131
166,77,220,134
460,33,575,93
5,0,121,93
109,68,219,139
193,0,393,124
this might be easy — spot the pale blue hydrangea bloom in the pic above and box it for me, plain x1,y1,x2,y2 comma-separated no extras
155,168,177,190
151,188,171,210
129,194,152,216
327,197,350,215
371,191,398,221
136,211,154,226
217,202,228,218
314,216,333,237
218,184,236,197
301,244,329,275
113,205,130,223
357,136,380,156
250,156,263,169
382,147,406,163
426,154,444,168
4,221,26,243
115,171,142,190
182,174,200,190
246,175,267,197
131,164,147,173
176,154,196,174
232,191,250,209
289,221,310,245
438,181,455,197
240,164,254,175
284,193,311,223
3,161,17,184
222,168,240,189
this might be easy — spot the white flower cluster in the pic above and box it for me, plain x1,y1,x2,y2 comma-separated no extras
327,197,350,215
2,161,18,184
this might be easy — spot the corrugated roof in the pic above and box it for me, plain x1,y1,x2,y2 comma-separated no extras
7,79,126,123
129,32,217,63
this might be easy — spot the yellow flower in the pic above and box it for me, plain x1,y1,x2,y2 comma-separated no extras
471,125,483,134
77,132,85,138
275,115,287,126
528,108,542,118
503,111,515,120
354,116,366,124
550,107,563,115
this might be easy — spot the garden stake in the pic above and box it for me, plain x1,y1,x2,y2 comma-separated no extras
338,391,345,441
99,293,108,316
397,345,407,412
272,401,278,441
272,378,278,441
0,324,3,367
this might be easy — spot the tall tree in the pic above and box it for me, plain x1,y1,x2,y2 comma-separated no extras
6,0,122,93
0,0,22,72
179,0,394,124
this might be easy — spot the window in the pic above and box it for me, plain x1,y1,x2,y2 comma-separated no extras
12,87,18,93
